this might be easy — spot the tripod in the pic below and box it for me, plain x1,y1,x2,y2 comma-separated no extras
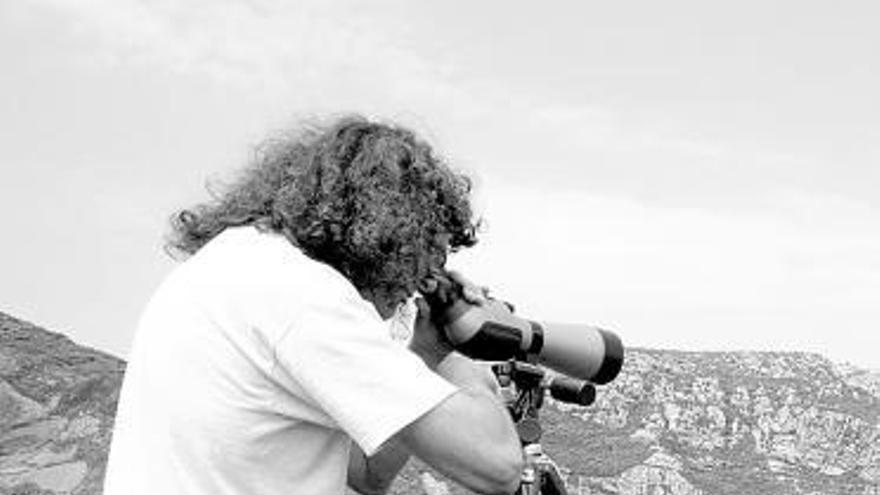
493,360,596,495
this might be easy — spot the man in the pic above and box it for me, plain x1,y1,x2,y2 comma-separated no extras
103,116,523,495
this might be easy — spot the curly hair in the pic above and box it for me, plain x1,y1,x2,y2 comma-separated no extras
166,115,478,308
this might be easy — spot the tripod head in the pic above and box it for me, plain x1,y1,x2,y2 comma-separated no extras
493,360,595,444
493,360,584,495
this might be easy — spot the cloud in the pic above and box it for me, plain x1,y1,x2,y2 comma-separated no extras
23,0,356,88
13,0,879,236
15,0,727,178
450,184,880,367
17,0,880,212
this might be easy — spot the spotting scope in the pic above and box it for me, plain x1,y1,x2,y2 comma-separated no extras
418,272,624,385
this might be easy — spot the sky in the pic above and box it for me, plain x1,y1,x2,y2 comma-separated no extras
1,0,878,369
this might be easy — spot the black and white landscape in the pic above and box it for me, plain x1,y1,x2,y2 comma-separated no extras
2,313,876,495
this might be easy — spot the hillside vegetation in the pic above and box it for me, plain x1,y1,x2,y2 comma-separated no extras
1,311,877,495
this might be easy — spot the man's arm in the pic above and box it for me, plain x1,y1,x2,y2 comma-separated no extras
393,300,523,495
347,354,514,495
398,353,522,495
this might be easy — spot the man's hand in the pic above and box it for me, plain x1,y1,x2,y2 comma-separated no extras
449,270,492,304
407,297,456,370
408,270,489,369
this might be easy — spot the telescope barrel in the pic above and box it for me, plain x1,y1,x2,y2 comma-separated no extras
420,272,625,384
536,323,624,384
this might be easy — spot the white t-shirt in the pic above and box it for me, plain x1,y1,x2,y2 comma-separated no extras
103,226,457,495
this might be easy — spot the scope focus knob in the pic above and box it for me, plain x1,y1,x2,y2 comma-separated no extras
516,417,543,444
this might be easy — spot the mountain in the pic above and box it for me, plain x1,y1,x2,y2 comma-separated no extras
541,349,879,495
0,312,124,495
1,311,877,495
395,350,880,495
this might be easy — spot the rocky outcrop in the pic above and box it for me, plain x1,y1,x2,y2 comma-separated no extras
395,350,879,495
0,312,124,495
2,312,877,495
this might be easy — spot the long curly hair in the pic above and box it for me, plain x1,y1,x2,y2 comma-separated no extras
166,115,478,307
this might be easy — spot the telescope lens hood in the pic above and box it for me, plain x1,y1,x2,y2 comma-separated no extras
592,329,624,385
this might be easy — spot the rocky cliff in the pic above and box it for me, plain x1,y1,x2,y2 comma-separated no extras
395,350,880,495
0,312,124,495
1,311,877,495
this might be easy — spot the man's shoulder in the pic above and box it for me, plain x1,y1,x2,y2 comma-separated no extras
194,226,362,303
